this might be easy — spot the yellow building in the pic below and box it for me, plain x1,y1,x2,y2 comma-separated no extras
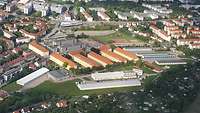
28,41,49,57
113,47,139,62
70,54,100,68
87,52,113,67
100,50,127,63
50,52,77,70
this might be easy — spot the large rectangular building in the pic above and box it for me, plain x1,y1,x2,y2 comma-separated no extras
29,41,49,57
177,38,200,46
114,47,139,62
82,11,93,22
50,52,77,70
16,68,49,89
150,25,171,42
97,11,110,21
101,50,127,63
70,54,100,68
144,61,163,73
91,71,138,81
87,52,113,67
76,79,141,90
155,59,187,65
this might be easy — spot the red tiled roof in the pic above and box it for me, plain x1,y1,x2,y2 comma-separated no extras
88,52,113,65
98,11,110,18
190,29,200,33
178,38,200,42
101,50,127,62
190,43,200,46
73,54,100,67
68,49,83,56
150,25,160,31
99,44,111,51
29,41,49,52
114,47,138,60
82,12,92,19
51,52,77,68
144,61,162,72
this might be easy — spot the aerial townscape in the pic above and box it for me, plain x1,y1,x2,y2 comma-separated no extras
0,0,200,113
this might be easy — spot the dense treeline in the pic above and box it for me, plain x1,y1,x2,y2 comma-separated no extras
72,61,200,113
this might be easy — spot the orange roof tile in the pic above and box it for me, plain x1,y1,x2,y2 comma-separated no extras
73,54,100,67
101,50,127,62
82,12,92,19
179,38,200,42
99,44,111,51
68,49,83,56
114,47,138,60
144,61,162,72
98,11,110,18
29,41,49,52
160,31,169,37
88,52,113,65
51,52,77,68
165,26,179,29
190,43,200,46
190,29,200,33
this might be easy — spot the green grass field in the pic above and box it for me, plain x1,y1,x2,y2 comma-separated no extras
90,30,148,43
75,24,118,31
27,80,141,97
143,74,159,87
1,82,22,92
142,66,156,74
47,0,72,4
104,63,134,72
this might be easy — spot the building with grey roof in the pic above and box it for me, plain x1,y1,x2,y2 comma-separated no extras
17,67,49,90
0,0,7,6
24,1,71,16
6,3,15,12
155,59,187,65
91,71,139,81
24,3,33,14
76,79,141,90
125,47,153,53
48,69,72,82
50,4,66,14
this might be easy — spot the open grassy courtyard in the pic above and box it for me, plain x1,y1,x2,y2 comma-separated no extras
27,79,141,97
1,82,22,93
90,29,149,43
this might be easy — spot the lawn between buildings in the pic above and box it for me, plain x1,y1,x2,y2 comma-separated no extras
25,72,157,97
1,60,156,94
27,79,142,97
73,24,118,31
1,79,141,98
90,29,149,43
25,63,156,97
1,82,22,92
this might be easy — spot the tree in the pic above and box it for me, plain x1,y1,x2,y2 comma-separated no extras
32,11,42,17
0,30,3,37
0,40,7,52
14,32,22,37
24,24,39,33
77,33,88,39
156,21,164,29
135,59,143,68
51,11,59,18
63,62,68,68
91,10,98,20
